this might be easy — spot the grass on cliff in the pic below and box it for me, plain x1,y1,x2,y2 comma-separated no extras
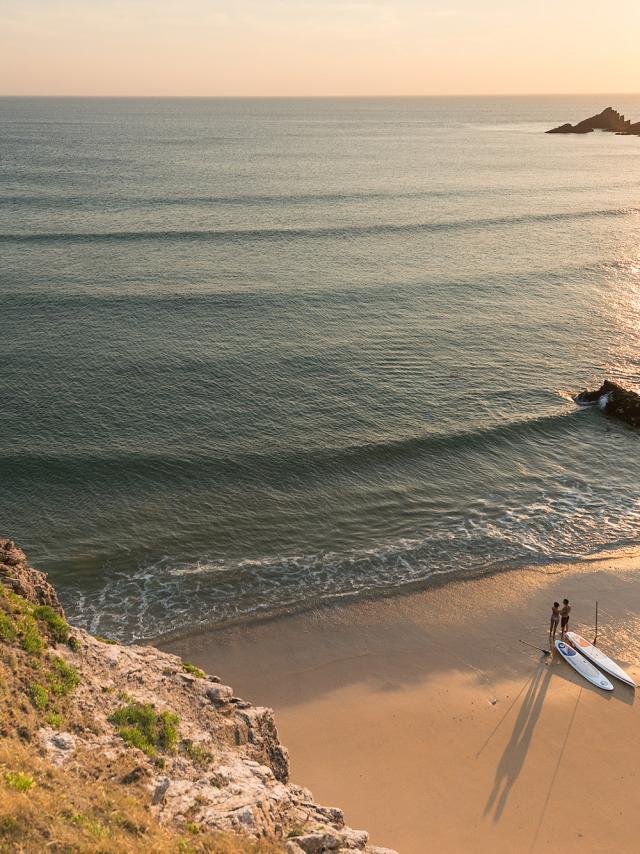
110,701,180,757
0,739,286,854
182,661,205,678
0,587,82,739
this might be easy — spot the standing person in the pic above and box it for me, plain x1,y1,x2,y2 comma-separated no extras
560,598,571,638
549,602,560,639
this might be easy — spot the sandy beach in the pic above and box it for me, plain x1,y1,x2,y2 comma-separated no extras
161,552,640,853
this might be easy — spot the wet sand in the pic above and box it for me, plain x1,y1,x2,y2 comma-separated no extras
160,552,640,853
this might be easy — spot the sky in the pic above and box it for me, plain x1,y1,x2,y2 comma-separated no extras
1,0,639,97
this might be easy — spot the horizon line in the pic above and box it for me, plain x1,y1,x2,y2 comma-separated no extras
2,91,640,99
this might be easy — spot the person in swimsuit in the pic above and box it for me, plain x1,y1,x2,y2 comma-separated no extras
560,598,571,638
549,602,560,639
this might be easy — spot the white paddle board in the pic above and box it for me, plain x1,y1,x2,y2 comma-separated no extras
555,640,613,690
566,632,636,688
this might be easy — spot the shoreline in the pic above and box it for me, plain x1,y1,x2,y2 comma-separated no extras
160,550,640,853
148,543,640,647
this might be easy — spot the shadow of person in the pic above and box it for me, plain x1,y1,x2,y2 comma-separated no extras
484,660,552,823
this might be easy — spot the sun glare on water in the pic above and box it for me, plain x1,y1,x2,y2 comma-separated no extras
603,252,640,386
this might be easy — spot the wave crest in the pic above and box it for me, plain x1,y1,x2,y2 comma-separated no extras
1,207,637,244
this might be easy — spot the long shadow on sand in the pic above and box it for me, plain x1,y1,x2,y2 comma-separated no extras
484,661,552,823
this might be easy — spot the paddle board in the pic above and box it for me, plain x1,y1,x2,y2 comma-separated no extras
566,632,636,688
555,640,613,690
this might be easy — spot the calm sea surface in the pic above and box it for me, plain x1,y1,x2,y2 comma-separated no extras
2,96,640,640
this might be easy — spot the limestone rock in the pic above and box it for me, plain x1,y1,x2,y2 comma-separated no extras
340,828,369,848
294,831,343,852
0,539,64,614
205,683,234,704
152,777,171,805
40,728,76,764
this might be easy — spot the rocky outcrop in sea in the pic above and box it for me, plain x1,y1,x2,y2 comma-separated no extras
547,106,640,136
0,539,397,854
574,380,640,428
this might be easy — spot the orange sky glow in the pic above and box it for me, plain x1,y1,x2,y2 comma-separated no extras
2,1,639,97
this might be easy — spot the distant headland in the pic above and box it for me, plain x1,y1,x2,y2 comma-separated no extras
547,106,640,135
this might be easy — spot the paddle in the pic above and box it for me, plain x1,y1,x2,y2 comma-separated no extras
518,639,551,656
593,600,599,646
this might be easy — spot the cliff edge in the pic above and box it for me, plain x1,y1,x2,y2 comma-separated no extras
0,539,396,854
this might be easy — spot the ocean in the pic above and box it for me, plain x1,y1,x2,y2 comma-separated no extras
2,95,640,641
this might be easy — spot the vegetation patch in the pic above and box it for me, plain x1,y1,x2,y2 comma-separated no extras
4,771,35,792
48,656,80,696
182,739,213,767
45,711,63,729
29,683,49,711
0,589,81,740
109,702,179,758
70,811,107,839
32,606,69,644
19,616,44,656
95,635,117,644
182,661,205,678
0,739,285,853
286,826,304,838
0,613,16,643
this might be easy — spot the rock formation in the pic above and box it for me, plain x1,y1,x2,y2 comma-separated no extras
574,380,640,427
0,539,64,614
547,106,640,135
0,539,397,854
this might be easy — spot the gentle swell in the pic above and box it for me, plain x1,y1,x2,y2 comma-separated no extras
1,207,637,244
0,188,476,208
0,409,581,486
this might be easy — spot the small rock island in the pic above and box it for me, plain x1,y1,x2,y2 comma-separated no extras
574,380,640,428
547,106,640,136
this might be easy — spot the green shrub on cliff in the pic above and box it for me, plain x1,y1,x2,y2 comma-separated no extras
182,739,212,767
45,711,63,729
0,613,16,643
19,616,44,655
32,606,69,644
48,657,80,696
0,587,81,740
182,662,205,678
109,702,179,757
0,589,70,653
28,683,49,711
4,771,35,792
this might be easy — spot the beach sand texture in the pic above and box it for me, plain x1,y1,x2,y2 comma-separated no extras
163,553,640,853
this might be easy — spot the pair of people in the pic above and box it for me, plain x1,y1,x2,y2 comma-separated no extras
549,598,571,639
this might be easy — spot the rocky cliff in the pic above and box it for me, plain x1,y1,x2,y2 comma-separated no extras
547,106,640,136
0,539,397,854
